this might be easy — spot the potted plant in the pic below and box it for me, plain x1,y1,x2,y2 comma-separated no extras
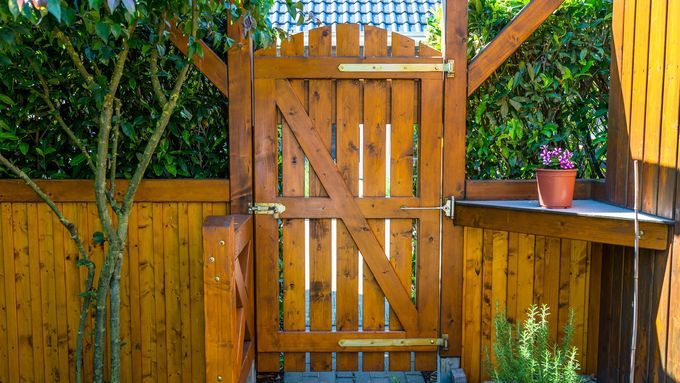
484,304,584,383
536,145,577,208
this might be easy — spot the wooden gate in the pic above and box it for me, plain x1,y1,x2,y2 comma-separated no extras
252,25,445,372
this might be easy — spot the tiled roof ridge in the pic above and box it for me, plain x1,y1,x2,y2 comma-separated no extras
269,0,439,35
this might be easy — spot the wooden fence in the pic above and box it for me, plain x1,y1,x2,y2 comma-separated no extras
600,0,680,380
0,179,229,382
203,215,255,383
461,228,600,382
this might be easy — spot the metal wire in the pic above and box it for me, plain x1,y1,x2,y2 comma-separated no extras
630,160,640,383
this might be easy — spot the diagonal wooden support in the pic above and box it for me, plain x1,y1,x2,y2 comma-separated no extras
275,79,420,333
168,25,228,97
467,0,566,95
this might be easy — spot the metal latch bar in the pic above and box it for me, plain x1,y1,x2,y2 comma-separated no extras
248,202,286,218
338,337,447,349
400,196,455,219
339,60,454,77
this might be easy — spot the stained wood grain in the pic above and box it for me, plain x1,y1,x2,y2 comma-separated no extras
461,227,599,383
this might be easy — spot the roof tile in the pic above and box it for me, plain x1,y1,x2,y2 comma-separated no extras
269,0,438,36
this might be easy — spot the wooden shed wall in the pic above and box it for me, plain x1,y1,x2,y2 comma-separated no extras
0,180,229,383
600,0,680,380
461,228,601,383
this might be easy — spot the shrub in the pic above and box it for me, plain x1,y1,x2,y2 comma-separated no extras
427,0,611,179
485,304,582,383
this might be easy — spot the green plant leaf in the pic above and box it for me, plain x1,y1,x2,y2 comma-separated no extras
95,21,110,42
18,142,28,155
47,0,61,21
0,94,14,105
92,231,105,245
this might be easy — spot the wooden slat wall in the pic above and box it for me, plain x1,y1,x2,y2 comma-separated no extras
601,0,680,380
0,181,229,382
461,227,601,383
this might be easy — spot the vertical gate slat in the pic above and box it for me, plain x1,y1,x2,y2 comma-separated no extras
253,77,282,372
335,23,361,372
280,33,307,372
308,26,334,372
389,32,416,372
414,79,443,370
362,25,389,372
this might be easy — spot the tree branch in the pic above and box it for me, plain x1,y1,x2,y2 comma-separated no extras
108,100,121,214
94,22,137,242
120,10,197,218
30,59,97,174
150,18,168,106
0,153,91,261
0,152,96,383
54,29,97,90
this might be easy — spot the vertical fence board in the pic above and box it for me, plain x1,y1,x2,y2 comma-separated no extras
362,25,389,372
461,229,597,383
334,23,361,372
279,32,307,373
389,31,416,372
308,25,334,372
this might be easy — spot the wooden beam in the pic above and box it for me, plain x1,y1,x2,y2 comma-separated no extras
467,0,566,95
168,25,228,97
465,179,595,200
227,20,254,214
0,179,230,202
254,56,445,79
440,0,468,357
453,204,670,250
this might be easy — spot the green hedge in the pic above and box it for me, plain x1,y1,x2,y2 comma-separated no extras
1,0,610,180
428,0,611,179
0,26,228,179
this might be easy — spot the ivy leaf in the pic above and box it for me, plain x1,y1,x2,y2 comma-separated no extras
95,22,110,42
8,0,20,17
106,0,120,13
110,24,122,38
70,153,87,166
89,0,103,10
92,231,105,245
0,94,14,105
121,0,134,13
47,0,61,22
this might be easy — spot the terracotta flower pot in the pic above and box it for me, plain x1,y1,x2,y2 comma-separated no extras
536,169,577,208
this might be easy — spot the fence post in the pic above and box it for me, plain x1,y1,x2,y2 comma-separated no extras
203,216,237,383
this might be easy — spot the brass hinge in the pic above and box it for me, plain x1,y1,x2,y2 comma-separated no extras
339,335,448,350
338,59,454,78
248,202,286,218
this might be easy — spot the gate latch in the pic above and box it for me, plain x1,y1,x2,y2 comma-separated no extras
248,202,286,218
399,196,455,219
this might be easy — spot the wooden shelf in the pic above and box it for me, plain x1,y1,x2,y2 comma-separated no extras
453,199,673,250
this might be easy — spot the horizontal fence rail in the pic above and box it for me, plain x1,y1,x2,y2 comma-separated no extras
203,215,255,383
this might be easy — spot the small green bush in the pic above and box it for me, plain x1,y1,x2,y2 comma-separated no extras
485,304,582,383
427,0,611,179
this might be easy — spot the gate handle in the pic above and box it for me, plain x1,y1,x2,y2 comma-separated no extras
400,196,454,219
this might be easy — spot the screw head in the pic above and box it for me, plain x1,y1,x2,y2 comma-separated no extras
208,256,215,263
214,276,220,282
219,240,225,246
217,375,223,382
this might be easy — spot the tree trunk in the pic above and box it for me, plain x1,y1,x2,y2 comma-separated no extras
109,256,122,383
92,246,121,383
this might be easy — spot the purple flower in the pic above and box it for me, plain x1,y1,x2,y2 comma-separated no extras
539,145,576,170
